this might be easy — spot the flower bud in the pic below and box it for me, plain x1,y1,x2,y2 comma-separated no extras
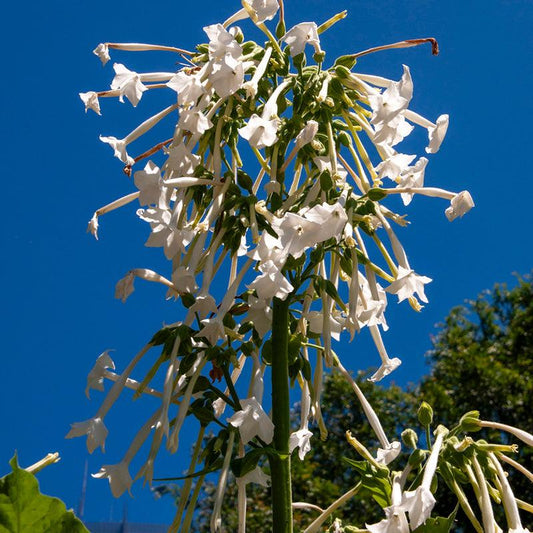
401,428,418,449
417,401,434,426
460,416,482,433
408,448,427,467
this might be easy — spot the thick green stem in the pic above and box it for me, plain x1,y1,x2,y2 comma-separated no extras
269,296,293,533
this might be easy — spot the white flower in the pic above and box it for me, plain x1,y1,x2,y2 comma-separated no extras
115,271,135,302
178,107,213,135
445,190,474,221
289,428,313,460
167,71,206,106
238,113,280,149
400,486,435,530
209,53,245,97
66,416,108,453
307,311,345,341
376,153,416,181
171,266,198,294
247,296,272,338
295,120,319,148
369,357,402,382
274,212,322,258
243,47,272,99
237,465,271,487
376,441,401,465
282,22,322,57
110,63,147,107
243,0,279,23
397,157,428,205
85,350,115,398
189,294,218,319
134,161,168,208
426,114,449,154
373,113,413,147
386,266,432,304
369,66,412,126
302,202,348,242
79,92,101,115
87,213,99,240
367,473,409,533
248,231,287,267
99,135,134,166
204,24,242,60
92,462,132,498
164,143,201,177
227,397,274,444
248,260,294,300
93,43,110,65
197,317,225,345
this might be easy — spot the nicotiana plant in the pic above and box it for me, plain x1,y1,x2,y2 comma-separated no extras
69,0,532,531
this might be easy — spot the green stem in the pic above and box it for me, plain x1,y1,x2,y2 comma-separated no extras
269,296,293,533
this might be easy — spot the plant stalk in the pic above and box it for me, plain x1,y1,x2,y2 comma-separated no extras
269,296,293,532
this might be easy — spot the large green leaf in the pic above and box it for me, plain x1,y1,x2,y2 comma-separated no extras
412,507,458,533
0,456,88,533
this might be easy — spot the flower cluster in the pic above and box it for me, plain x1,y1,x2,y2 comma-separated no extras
70,1,478,530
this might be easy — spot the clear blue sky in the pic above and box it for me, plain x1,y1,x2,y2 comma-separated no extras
1,0,532,526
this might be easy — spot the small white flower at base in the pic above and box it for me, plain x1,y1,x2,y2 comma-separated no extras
166,71,205,106
66,417,108,454
282,22,322,57
134,161,167,208
376,153,416,182
99,135,134,166
86,350,115,398
445,190,474,221
367,471,409,533
227,397,274,445
247,296,272,338
397,157,428,205
295,120,319,148
248,260,294,300
92,462,133,498
400,486,436,530
87,213,99,240
426,114,449,154
210,54,245,97
178,108,213,135
289,428,313,460
79,92,101,115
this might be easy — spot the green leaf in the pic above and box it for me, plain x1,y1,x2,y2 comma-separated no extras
412,507,457,533
231,448,265,478
0,455,89,533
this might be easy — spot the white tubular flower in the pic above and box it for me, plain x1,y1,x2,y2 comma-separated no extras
274,212,323,259
164,142,201,177
397,157,428,205
247,296,272,338
238,113,280,149
87,213,99,239
197,316,225,345
445,190,475,221
368,325,402,382
209,53,245,97
376,441,402,465
189,294,218,320
248,260,294,300
369,66,412,126
134,161,169,208
204,23,242,60
302,202,348,242
376,153,416,181
115,271,135,302
110,63,147,107
479,420,533,448
367,473,409,533
79,91,101,115
427,114,449,154
386,265,432,304
178,108,213,135
289,428,313,461
66,417,108,454
248,231,287,268
92,462,132,498
400,426,447,529
86,350,115,398
236,465,271,487
373,113,414,147
166,71,206,106
227,397,274,445
282,22,322,57
99,135,134,166
243,47,273,99
242,0,279,24
295,120,319,148
171,265,198,294
93,43,110,65
307,311,345,341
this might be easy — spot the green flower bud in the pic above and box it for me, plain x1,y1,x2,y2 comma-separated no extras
334,65,352,79
408,448,427,468
460,416,482,433
401,428,418,449
418,401,434,426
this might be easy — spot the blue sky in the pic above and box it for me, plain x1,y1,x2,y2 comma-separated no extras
1,0,532,526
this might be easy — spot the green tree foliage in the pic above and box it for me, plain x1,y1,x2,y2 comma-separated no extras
187,274,533,531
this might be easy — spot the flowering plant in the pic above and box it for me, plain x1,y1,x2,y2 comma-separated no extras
67,1,532,531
